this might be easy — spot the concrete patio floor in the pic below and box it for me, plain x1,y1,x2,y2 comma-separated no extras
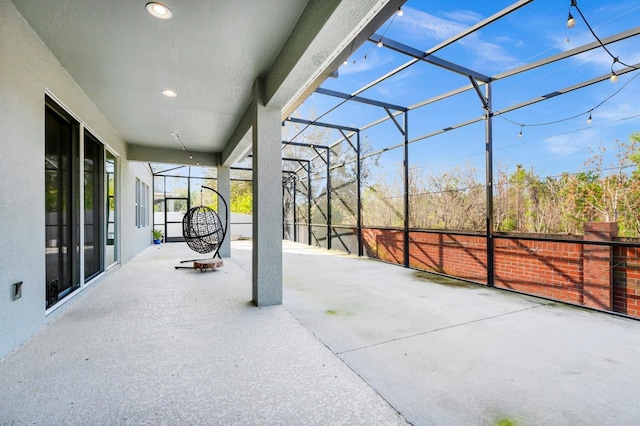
2,240,640,425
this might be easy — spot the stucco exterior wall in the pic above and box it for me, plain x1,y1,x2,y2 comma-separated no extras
0,0,152,359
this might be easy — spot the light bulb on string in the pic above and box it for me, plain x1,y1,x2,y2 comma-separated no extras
397,7,403,17
189,154,193,159
610,71,618,83
610,57,619,83
567,12,575,28
586,112,592,124
518,125,523,138
343,60,348,66
377,40,383,48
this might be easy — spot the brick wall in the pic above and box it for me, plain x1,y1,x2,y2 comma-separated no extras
614,245,640,317
409,232,487,284
359,225,640,319
494,239,583,304
361,228,404,265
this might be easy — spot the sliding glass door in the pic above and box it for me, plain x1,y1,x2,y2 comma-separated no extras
45,101,80,309
84,131,104,280
45,97,117,309
106,150,117,267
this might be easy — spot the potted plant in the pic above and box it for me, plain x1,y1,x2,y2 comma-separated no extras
152,228,163,244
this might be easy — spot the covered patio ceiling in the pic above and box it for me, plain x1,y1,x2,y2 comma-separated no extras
11,0,403,165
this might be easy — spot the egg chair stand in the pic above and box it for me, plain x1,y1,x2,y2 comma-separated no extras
174,185,229,272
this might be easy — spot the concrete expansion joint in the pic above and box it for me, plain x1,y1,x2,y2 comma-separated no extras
336,303,547,356
281,305,410,421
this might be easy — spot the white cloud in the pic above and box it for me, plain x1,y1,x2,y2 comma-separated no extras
462,37,519,70
554,31,640,73
543,129,598,154
399,7,519,71
440,10,483,24
594,98,640,123
574,49,617,69
368,67,420,99
544,134,580,154
374,85,392,98
494,36,524,48
401,7,466,42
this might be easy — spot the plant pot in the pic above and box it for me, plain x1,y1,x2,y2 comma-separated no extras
153,239,161,244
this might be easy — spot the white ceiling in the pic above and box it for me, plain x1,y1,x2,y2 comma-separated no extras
11,0,403,165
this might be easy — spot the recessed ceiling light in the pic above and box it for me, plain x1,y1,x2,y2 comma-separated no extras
146,2,172,20
162,89,177,97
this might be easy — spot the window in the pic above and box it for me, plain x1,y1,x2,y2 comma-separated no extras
136,178,149,228
136,178,141,228
143,182,149,227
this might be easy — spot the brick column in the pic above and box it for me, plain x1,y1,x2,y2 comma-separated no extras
583,222,617,310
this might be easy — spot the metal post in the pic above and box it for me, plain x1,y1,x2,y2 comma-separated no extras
307,165,312,246
403,111,410,267
327,148,332,250
163,176,168,244
485,82,495,287
357,131,363,257
293,177,297,242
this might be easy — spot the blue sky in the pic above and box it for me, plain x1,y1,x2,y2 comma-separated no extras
287,0,640,182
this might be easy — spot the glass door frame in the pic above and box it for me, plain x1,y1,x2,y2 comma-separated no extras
45,93,117,313
105,148,118,270
164,196,189,242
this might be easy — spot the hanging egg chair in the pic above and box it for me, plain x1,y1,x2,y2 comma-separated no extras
183,205,224,255
175,186,228,270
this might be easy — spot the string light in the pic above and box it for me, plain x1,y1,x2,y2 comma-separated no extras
518,125,523,138
499,72,640,134
171,132,200,166
567,1,639,83
610,58,620,83
341,10,399,67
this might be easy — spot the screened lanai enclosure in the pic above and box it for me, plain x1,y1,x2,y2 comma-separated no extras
279,0,640,319
152,165,253,242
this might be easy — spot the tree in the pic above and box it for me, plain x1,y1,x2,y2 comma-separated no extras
561,135,640,236
409,163,484,231
230,181,252,214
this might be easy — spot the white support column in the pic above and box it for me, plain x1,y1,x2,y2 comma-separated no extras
217,166,231,258
251,77,283,306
